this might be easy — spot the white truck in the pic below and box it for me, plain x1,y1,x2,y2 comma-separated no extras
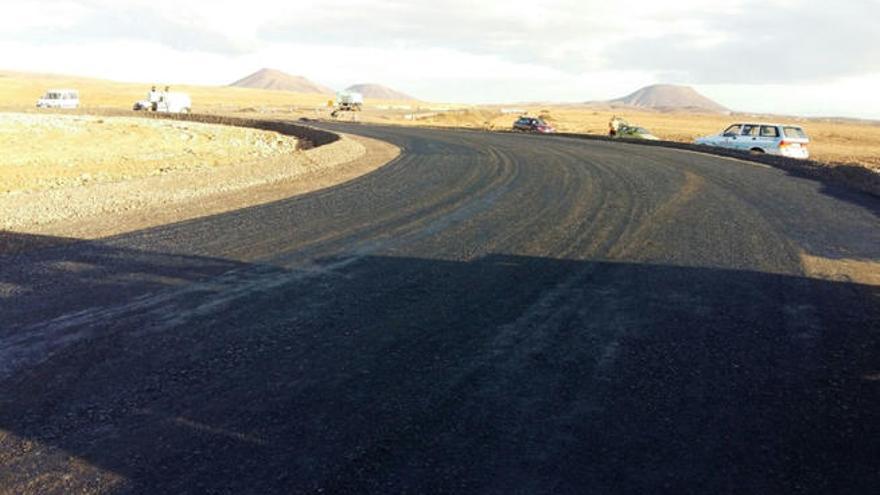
133,91,192,113
335,91,363,112
36,89,80,109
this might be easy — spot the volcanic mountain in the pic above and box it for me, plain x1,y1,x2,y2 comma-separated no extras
230,68,334,95
606,84,729,113
345,83,417,101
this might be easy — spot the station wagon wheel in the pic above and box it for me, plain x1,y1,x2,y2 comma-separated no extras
750,148,765,155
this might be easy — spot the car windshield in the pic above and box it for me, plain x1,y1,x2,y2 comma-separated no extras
783,126,808,139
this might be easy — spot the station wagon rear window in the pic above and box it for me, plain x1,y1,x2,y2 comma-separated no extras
760,126,779,137
783,127,808,139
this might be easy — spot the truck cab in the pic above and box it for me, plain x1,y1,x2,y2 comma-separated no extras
336,91,364,111
133,92,192,113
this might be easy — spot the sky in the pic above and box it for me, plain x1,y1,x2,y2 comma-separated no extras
1,0,879,118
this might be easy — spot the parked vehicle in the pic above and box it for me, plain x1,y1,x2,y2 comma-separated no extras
133,89,192,113
331,91,363,118
513,116,556,134
336,91,363,111
36,89,79,109
695,123,810,159
616,125,660,141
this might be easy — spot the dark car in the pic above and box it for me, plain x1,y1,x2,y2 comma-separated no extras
512,117,556,134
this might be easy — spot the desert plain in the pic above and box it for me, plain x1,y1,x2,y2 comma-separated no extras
3,70,879,171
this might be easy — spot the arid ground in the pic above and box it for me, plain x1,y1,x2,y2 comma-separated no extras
0,110,397,238
0,113,299,194
383,107,880,171
4,70,879,170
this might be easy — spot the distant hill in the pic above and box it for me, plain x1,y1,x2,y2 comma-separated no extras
346,83,417,101
606,84,729,113
230,68,334,95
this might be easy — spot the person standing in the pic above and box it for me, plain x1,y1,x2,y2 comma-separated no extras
609,116,621,137
148,85,159,111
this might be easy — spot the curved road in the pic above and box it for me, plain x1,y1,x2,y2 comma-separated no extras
1,124,878,493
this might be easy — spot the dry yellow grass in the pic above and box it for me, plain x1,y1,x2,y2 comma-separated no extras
3,70,879,170
0,70,332,112
0,112,298,194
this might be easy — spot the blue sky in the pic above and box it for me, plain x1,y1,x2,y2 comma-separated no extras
2,0,879,117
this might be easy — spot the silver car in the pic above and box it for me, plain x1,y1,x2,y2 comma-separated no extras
695,123,810,159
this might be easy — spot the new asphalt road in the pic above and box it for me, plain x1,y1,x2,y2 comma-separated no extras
1,123,878,493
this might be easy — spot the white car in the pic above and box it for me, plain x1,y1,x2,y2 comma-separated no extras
695,123,810,159
36,89,79,109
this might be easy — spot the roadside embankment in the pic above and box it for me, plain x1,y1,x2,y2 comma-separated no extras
0,113,398,241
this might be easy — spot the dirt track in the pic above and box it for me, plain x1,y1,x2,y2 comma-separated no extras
1,123,878,493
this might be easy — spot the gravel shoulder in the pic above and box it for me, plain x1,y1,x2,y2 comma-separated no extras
0,115,398,240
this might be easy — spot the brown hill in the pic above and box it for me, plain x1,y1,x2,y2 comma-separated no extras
345,84,417,101
230,68,334,95
606,84,729,113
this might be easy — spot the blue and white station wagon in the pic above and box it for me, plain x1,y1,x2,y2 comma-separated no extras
695,123,810,159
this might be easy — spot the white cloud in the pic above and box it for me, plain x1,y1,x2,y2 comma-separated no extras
606,0,880,84
0,1,89,31
0,40,240,84
699,75,880,119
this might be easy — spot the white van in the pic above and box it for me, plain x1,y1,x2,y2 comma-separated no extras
36,89,80,109
695,123,810,159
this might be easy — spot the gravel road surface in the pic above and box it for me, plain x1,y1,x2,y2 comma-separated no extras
1,123,878,494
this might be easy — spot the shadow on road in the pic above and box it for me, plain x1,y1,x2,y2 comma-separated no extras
1,230,878,493
0,231,252,328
